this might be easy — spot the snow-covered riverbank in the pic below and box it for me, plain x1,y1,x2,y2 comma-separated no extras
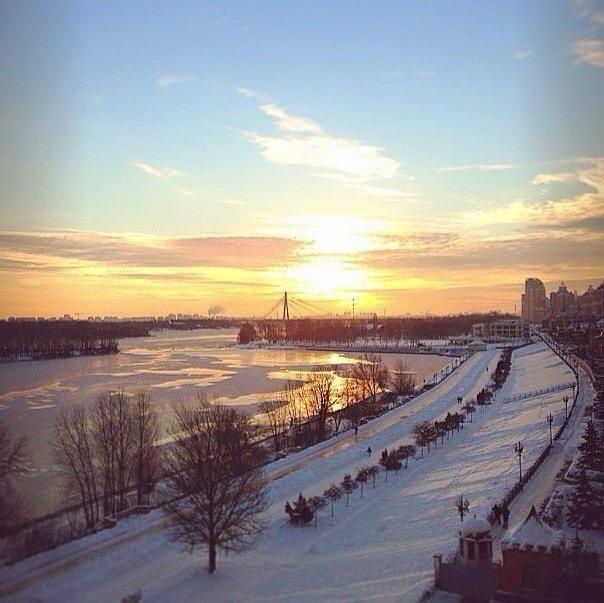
0,341,586,602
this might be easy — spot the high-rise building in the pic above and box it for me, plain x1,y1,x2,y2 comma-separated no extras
549,282,577,316
521,278,547,322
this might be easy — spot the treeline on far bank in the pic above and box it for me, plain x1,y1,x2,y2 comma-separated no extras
241,311,517,344
0,320,148,361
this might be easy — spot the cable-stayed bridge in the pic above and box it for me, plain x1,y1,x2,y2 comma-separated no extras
259,291,331,320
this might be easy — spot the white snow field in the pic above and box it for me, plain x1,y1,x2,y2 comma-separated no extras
0,342,586,603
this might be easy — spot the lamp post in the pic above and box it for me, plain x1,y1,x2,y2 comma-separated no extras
547,414,554,446
563,395,569,420
455,494,470,522
515,441,524,484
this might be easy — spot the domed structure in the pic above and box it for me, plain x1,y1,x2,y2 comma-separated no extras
458,515,492,565
460,516,491,538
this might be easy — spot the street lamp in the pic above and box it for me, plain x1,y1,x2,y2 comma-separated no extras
547,414,554,446
455,494,470,522
563,395,569,420
514,441,524,484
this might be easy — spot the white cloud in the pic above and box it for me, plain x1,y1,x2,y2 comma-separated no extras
259,104,323,133
571,38,604,67
177,188,194,197
241,99,404,183
532,157,604,189
156,73,197,88
236,86,260,99
131,162,185,180
245,131,400,180
437,163,518,172
514,50,532,60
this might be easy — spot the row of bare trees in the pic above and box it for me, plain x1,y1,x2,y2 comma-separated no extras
52,391,161,528
260,354,416,452
4,394,269,575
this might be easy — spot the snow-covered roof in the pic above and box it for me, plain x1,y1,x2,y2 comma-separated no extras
501,506,562,553
460,516,491,537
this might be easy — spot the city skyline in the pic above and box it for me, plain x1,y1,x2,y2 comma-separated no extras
1,1,603,317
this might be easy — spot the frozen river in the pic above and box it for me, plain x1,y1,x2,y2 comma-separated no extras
0,328,452,516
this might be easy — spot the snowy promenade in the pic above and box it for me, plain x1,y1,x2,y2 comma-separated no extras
0,343,584,603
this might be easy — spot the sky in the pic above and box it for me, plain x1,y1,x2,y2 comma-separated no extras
0,0,603,318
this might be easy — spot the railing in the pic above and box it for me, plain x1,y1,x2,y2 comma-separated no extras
490,332,581,516
504,381,576,404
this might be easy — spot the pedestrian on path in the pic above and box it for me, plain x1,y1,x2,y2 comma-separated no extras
491,503,501,525
502,503,510,528
354,425,358,436
367,446,372,457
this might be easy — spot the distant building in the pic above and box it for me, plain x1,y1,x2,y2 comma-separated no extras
549,282,577,317
576,283,604,317
468,339,487,353
521,278,548,323
472,318,528,340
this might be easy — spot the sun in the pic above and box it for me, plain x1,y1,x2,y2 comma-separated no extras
287,258,367,298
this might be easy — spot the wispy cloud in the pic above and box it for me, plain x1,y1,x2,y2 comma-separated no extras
0,230,301,270
236,86,260,99
177,188,194,197
156,73,197,88
467,158,604,228
573,0,604,26
131,161,185,180
437,163,519,173
241,97,406,185
259,104,323,133
571,38,604,67
514,49,532,60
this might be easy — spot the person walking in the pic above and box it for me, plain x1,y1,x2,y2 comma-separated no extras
491,503,501,525
502,503,510,528
354,425,358,436
367,446,372,457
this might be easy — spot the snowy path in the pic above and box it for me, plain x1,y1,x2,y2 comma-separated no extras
492,357,595,557
0,344,580,603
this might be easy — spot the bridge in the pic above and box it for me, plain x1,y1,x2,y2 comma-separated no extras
259,291,333,320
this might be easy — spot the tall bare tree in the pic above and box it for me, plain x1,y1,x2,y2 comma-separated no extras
305,371,336,441
132,391,161,505
350,354,389,411
163,396,269,574
391,359,416,396
52,406,99,528
0,421,29,535
284,379,305,445
90,391,136,515
259,396,289,452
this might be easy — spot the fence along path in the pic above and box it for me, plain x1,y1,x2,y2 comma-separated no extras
503,380,575,404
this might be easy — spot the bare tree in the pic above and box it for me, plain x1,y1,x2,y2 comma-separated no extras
390,359,416,397
338,373,365,430
90,391,136,515
163,396,269,574
0,421,29,535
284,379,305,445
305,371,336,442
132,391,161,505
52,406,99,528
350,354,389,411
259,396,289,452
